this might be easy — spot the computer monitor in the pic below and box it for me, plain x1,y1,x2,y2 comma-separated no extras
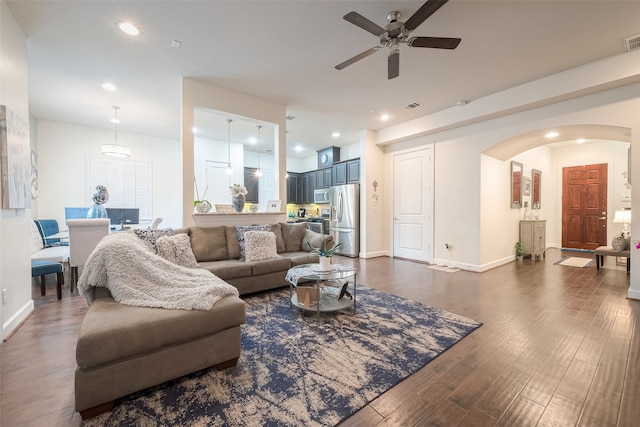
105,208,140,226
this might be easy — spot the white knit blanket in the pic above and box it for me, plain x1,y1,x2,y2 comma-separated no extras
77,232,238,311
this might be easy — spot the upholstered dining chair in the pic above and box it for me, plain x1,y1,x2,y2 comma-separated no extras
68,218,110,291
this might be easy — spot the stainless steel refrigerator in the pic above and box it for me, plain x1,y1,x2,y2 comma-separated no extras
329,184,359,257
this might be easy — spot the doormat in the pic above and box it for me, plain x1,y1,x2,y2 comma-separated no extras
428,265,460,273
554,257,595,268
561,248,594,253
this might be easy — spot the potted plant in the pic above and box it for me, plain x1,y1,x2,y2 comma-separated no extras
193,178,211,213
307,240,342,271
515,241,523,261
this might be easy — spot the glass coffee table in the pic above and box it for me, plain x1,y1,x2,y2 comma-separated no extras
285,263,357,319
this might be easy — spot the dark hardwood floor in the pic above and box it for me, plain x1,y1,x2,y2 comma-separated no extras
1,249,638,426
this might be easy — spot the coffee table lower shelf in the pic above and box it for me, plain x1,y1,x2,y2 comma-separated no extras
291,285,354,313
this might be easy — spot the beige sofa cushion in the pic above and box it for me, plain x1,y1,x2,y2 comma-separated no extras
76,295,246,369
189,226,228,262
226,226,241,259
270,223,286,253
281,222,308,252
198,259,253,280
302,229,334,252
250,256,292,276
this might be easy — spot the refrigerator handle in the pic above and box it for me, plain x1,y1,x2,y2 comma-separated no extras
338,192,343,222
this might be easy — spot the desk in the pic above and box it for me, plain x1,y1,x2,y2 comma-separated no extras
594,246,630,273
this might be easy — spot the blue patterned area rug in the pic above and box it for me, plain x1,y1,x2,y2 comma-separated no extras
84,286,482,427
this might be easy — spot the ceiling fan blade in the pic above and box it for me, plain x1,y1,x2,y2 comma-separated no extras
409,36,461,49
388,51,400,80
335,46,381,70
343,11,386,37
404,0,450,32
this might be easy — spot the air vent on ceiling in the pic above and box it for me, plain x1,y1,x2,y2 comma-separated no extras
403,101,423,110
624,33,640,52
286,115,296,121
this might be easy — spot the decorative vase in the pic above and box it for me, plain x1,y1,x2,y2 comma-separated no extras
319,256,331,271
86,203,108,218
194,200,212,214
232,194,246,212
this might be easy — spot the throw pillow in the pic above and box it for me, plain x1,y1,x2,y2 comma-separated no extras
244,231,279,262
189,226,228,262
302,229,334,252
281,222,308,252
155,233,199,268
134,228,174,246
234,224,271,260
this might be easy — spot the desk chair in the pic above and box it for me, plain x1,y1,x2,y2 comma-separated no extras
35,219,68,246
68,218,110,291
149,217,163,230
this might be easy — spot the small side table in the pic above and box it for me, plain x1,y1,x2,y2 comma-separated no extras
285,263,357,319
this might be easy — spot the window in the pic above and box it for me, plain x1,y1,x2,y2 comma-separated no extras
88,156,152,220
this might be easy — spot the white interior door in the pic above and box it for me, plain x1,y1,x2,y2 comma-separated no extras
393,148,433,262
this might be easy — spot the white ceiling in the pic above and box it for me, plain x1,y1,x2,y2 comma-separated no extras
7,0,640,159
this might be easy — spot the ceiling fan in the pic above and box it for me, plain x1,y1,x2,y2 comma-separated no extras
335,0,461,80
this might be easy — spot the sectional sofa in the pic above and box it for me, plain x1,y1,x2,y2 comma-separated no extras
75,221,332,419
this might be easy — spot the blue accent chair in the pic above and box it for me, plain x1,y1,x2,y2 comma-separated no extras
31,260,64,300
34,219,68,247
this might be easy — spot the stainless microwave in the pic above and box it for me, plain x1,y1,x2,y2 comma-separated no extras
314,188,330,204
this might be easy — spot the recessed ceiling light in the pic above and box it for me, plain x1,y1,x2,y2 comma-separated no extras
110,118,120,124
545,131,559,139
249,137,257,144
118,22,140,36
380,114,390,121
192,127,198,133
456,100,468,106
576,138,586,144
101,82,117,92
295,145,303,152
332,132,340,138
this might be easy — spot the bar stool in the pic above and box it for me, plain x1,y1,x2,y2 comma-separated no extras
31,260,64,300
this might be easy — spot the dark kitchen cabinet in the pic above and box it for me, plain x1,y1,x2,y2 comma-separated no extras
243,167,259,203
302,171,316,203
332,158,360,186
316,168,332,189
286,172,302,204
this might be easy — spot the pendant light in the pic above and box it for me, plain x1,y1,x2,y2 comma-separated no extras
225,119,233,174
101,106,131,158
254,125,263,177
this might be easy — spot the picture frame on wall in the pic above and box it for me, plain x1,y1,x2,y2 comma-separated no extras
523,176,531,197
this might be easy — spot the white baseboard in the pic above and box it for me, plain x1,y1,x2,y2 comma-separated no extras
2,300,34,342
628,289,640,301
359,251,390,259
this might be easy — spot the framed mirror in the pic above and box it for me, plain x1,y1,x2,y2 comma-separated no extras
511,161,523,208
532,169,541,209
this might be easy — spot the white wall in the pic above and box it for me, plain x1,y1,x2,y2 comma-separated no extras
1,0,33,340
37,120,183,228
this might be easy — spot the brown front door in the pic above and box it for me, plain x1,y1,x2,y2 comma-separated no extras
562,164,607,250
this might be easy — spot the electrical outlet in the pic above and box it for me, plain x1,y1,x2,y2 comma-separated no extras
2,288,7,305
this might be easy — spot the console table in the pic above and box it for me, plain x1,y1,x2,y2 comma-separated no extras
520,220,546,259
